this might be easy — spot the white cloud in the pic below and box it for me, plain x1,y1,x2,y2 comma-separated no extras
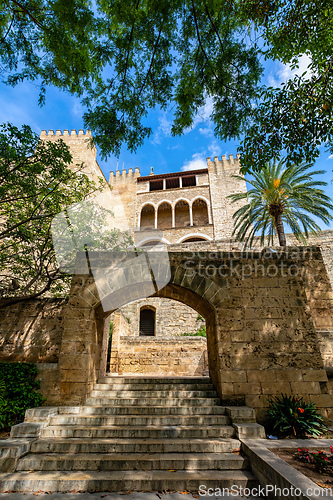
184,95,214,134
72,101,84,118
181,152,207,171
152,96,214,142
193,96,214,125
199,127,214,137
152,114,173,145
268,54,313,87
208,140,222,158
328,155,333,160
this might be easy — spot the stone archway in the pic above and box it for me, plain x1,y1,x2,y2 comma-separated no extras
57,247,333,420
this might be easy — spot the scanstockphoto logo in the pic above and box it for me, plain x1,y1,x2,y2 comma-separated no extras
199,484,333,497
51,189,171,312
182,246,315,281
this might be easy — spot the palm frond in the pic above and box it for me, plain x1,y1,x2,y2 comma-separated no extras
229,158,333,247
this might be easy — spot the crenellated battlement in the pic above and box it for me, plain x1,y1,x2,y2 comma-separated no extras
206,153,241,168
109,167,141,184
40,129,92,138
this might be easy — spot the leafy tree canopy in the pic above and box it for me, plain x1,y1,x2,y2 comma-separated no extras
1,0,333,170
239,0,333,170
0,123,131,306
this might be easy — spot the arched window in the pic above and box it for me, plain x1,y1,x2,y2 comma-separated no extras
182,237,208,242
139,307,155,336
192,199,209,226
140,240,162,248
140,204,155,228
157,202,172,229
175,200,190,227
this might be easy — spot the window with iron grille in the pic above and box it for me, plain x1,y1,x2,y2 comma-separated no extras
139,308,155,336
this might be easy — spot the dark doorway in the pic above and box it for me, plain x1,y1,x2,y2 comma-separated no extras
139,308,155,336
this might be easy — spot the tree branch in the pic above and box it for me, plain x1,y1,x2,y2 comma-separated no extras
121,0,140,101
136,23,164,100
1,14,14,42
9,0,44,29
190,0,235,93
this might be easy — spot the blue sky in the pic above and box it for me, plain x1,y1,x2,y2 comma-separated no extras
0,54,332,229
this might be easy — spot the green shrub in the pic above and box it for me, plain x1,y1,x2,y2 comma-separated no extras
0,376,5,405
0,363,45,430
264,394,326,437
179,325,206,338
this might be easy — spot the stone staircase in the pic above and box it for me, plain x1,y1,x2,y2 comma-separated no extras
0,376,260,493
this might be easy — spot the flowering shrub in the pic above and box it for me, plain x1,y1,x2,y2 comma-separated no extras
264,394,326,437
295,447,333,474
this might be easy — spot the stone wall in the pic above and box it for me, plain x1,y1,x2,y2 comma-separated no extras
111,336,208,377
36,363,62,406
135,224,214,246
119,298,205,338
207,155,247,240
109,301,207,376
108,309,132,374
317,331,333,375
109,169,141,230
0,298,68,406
169,230,333,289
0,298,67,363
288,231,333,289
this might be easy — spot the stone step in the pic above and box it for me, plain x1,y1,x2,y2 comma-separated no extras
17,452,248,471
89,390,217,398
94,383,215,391
50,415,231,427
98,377,211,384
41,425,236,439
58,405,226,416
85,397,221,406
0,469,258,493
31,438,241,454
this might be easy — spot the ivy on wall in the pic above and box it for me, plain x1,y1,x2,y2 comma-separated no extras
0,363,44,430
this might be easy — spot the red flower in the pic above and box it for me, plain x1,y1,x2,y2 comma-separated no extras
298,408,305,413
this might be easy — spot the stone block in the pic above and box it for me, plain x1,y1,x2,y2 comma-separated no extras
25,407,58,422
302,369,328,382
245,394,268,409
290,381,321,395
247,370,276,383
233,423,266,439
221,382,234,395
261,381,292,395
58,353,92,371
274,369,304,382
10,422,47,438
232,383,261,395
230,330,257,342
307,394,333,407
220,370,247,383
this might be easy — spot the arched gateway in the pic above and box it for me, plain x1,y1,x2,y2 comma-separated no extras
58,246,333,419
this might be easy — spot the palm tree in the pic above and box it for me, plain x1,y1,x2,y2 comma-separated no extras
228,160,333,247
